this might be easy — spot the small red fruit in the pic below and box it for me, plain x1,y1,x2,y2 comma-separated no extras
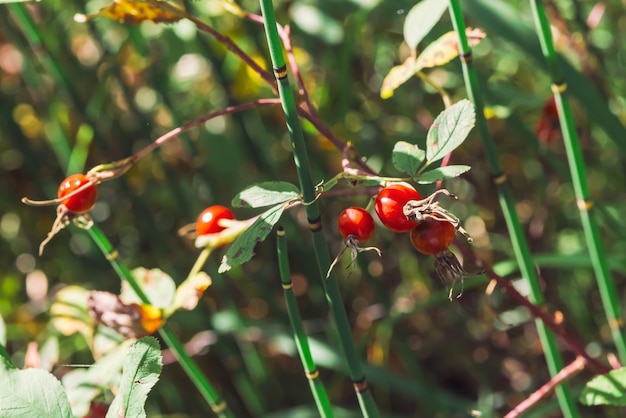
196,205,235,236
337,207,375,243
57,174,98,213
535,97,561,143
409,217,455,255
374,182,422,232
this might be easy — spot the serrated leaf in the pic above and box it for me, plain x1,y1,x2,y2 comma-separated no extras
426,99,476,163
415,165,471,184
0,368,72,418
392,141,426,175
415,28,486,72
106,337,162,418
63,342,130,417
121,268,176,309
403,0,448,49
232,182,300,208
580,367,626,406
219,204,285,273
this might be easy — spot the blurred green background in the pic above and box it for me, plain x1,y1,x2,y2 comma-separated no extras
2,0,626,416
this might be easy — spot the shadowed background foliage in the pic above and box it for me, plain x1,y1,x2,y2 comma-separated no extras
1,0,626,416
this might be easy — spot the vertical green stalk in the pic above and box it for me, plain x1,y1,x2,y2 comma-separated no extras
447,1,580,417
86,226,235,418
258,1,379,416
529,0,626,362
276,226,334,417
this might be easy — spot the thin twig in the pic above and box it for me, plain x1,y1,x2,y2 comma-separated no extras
457,241,609,375
504,356,587,418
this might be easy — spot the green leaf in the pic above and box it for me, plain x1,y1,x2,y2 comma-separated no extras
63,342,130,417
392,141,426,176
403,0,449,49
0,369,72,418
106,337,163,418
415,165,471,184
426,99,476,163
219,204,285,273
121,268,176,309
232,182,300,208
580,368,626,406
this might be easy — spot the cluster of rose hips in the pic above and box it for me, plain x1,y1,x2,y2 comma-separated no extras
337,182,475,299
26,175,474,298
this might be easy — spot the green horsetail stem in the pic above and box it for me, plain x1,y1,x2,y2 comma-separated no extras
87,226,235,418
528,0,626,364
258,0,380,416
276,226,334,417
447,1,579,417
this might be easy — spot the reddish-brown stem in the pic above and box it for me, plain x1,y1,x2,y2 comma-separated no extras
244,14,315,114
145,0,276,89
504,356,587,418
130,99,281,163
457,242,610,375
245,11,377,177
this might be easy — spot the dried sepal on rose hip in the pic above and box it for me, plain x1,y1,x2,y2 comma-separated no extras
178,205,252,249
403,188,473,242
22,173,99,255
326,207,381,280
409,215,480,300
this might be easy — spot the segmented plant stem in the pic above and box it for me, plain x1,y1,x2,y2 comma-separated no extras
276,227,334,417
447,1,580,417
258,1,380,416
87,226,235,418
528,0,626,364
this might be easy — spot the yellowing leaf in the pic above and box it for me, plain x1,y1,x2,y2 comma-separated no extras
381,28,485,99
415,28,486,72
167,272,212,316
137,304,164,334
50,286,93,339
88,291,162,338
380,56,416,99
75,0,182,24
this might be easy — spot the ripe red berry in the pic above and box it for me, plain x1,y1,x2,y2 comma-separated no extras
337,207,375,243
409,217,456,255
196,205,235,236
535,97,561,143
57,174,98,213
374,182,422,232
